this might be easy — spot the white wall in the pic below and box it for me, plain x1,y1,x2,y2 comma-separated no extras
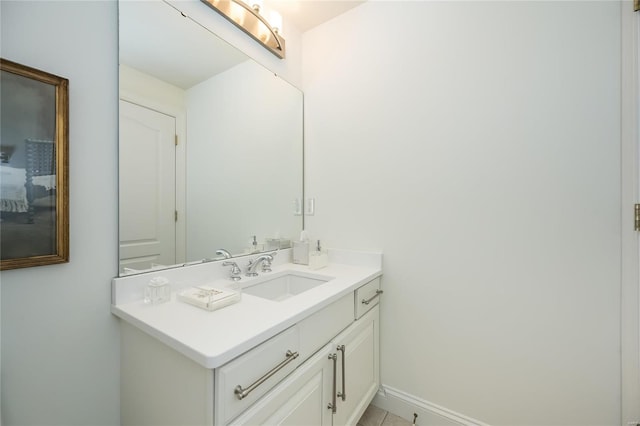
303,2,621,424
119,65,186,115
1,1,120,425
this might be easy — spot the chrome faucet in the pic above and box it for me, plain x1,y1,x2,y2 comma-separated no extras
246,253,276,277
216,249,232,259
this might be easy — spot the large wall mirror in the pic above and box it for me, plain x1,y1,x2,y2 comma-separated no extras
118,0,303,276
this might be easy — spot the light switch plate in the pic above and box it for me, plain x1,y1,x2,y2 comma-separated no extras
304,198,315,215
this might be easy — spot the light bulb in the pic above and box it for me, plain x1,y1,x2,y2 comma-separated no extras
269,10,283,35
249,0,262,12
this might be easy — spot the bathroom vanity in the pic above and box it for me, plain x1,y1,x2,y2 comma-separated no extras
112,249,382,425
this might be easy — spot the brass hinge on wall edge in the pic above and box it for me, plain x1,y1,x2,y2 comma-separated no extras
635,0,639,12
635,204,640,231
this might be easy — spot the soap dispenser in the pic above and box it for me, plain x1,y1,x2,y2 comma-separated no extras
248,235,264,253
309,240,328,270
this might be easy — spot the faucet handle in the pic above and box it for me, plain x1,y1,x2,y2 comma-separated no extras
261,252,277,273
246,258,259,277
222,261,242,281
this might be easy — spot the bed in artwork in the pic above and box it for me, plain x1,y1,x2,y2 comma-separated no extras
0,139,56,223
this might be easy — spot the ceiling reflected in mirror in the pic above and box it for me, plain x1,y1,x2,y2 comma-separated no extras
119,1,248,89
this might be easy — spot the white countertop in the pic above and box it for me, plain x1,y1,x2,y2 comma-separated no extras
112,251,382,369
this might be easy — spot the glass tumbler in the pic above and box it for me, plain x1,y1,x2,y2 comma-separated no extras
144,276,171,304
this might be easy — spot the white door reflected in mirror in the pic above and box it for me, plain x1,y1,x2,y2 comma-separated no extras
119,100,176,272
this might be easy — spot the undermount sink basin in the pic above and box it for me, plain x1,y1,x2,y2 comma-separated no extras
242,272,333,302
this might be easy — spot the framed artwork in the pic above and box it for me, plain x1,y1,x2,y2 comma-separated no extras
0,58,69,270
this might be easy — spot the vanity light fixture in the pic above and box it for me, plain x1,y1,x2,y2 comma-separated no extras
201,0,286,59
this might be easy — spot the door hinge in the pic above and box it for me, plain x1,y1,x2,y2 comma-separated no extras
175,134,178,146
635,0,639,12
175,210,178,222
635,204,640,231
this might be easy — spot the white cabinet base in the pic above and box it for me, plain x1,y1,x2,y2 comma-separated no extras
119,279,381,426
120,322,213,426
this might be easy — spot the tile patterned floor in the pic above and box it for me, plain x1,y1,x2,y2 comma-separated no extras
357,404,413,426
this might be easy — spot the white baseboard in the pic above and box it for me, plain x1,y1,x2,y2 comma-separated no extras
371,385,490,426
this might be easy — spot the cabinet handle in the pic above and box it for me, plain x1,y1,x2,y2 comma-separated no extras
337,345,346,401
361,289,383,305
327,353,337,413
234,350,299,400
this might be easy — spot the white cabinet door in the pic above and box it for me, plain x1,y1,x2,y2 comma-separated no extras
332,305,380,426
232,343,334,426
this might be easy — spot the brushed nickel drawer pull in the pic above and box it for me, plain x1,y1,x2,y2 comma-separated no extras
234,350,299,400
327,353,337,413
361,289,383,305
337,345,346,401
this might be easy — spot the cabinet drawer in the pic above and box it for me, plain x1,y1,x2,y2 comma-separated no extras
355,277,382,319
231,343,334,426
298,293,353,361
215,326,301,425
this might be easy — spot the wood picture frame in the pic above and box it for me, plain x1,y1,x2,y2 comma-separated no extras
0,58,69,270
